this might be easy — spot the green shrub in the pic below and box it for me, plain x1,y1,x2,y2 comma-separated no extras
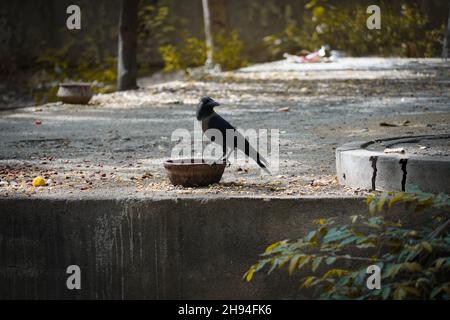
245,188,450,299
264,1,446,59
30,36,117,104
214,31,248,71
138,0,175,73
160,30,248,72
30,0,174,104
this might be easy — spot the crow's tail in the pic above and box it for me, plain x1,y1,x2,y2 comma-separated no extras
243,139,271,175
257,157,271,175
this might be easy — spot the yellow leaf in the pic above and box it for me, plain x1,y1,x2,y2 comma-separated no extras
315,218,325,225
402,262,422,273
394,287,406,300
405,286,421,297
388,192,405,208
322,268,349,279
264,240,288,254
377,193,388,213
319,226,328,236
244,267,255,282
302,276,316,288
434,258,446,269
407,230,418,238
307,231,318,245
421,241,432,253
265,242,280,254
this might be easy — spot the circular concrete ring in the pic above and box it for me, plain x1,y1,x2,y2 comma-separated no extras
336,134,450,194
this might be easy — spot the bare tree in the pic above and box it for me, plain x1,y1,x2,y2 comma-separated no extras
202,0,214,68
118,0,138,91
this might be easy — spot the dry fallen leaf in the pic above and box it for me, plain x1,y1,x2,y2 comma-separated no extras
379,120,410,127
379,122,398,127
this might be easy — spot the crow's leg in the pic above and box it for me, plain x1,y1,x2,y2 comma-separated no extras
219,148,234,167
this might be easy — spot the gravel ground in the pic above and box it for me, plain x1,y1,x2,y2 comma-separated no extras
0,58,448,199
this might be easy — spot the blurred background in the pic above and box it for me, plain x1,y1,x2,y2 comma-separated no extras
0,0,449,107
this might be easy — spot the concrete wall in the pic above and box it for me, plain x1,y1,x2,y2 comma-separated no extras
0,197,367,299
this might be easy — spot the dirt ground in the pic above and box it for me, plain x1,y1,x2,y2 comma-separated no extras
0,58,449,199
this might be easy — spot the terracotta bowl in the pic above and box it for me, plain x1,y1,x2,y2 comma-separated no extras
163,158,227,187
57,82,93,104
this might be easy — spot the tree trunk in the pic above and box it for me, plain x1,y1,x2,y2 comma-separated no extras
117,0,138,91
202,0,214,68
443,5,450,59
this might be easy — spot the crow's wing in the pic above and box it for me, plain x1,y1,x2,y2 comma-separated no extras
206,114,235,147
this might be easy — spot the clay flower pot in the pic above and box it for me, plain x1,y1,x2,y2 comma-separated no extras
163,158,227,187
57,82,93,104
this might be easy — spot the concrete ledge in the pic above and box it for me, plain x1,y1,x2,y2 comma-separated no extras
0,196,367,299
336,135,450,193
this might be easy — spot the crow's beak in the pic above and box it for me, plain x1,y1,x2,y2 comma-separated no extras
211,100,220,107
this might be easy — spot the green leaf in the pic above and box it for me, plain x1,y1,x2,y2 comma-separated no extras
312,256,323,272
384,264,401,279
366,195,374,206
350,215,359,223
382,287,391,299
326,256,337,265
340,236,359,246
298,256,311,270
323,228,351,243
268,256,290,274
305,230,318,246
288,254,303,275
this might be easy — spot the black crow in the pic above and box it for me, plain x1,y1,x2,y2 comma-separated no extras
196,96,270,174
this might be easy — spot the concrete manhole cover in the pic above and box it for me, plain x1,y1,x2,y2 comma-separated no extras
336,134,450,194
